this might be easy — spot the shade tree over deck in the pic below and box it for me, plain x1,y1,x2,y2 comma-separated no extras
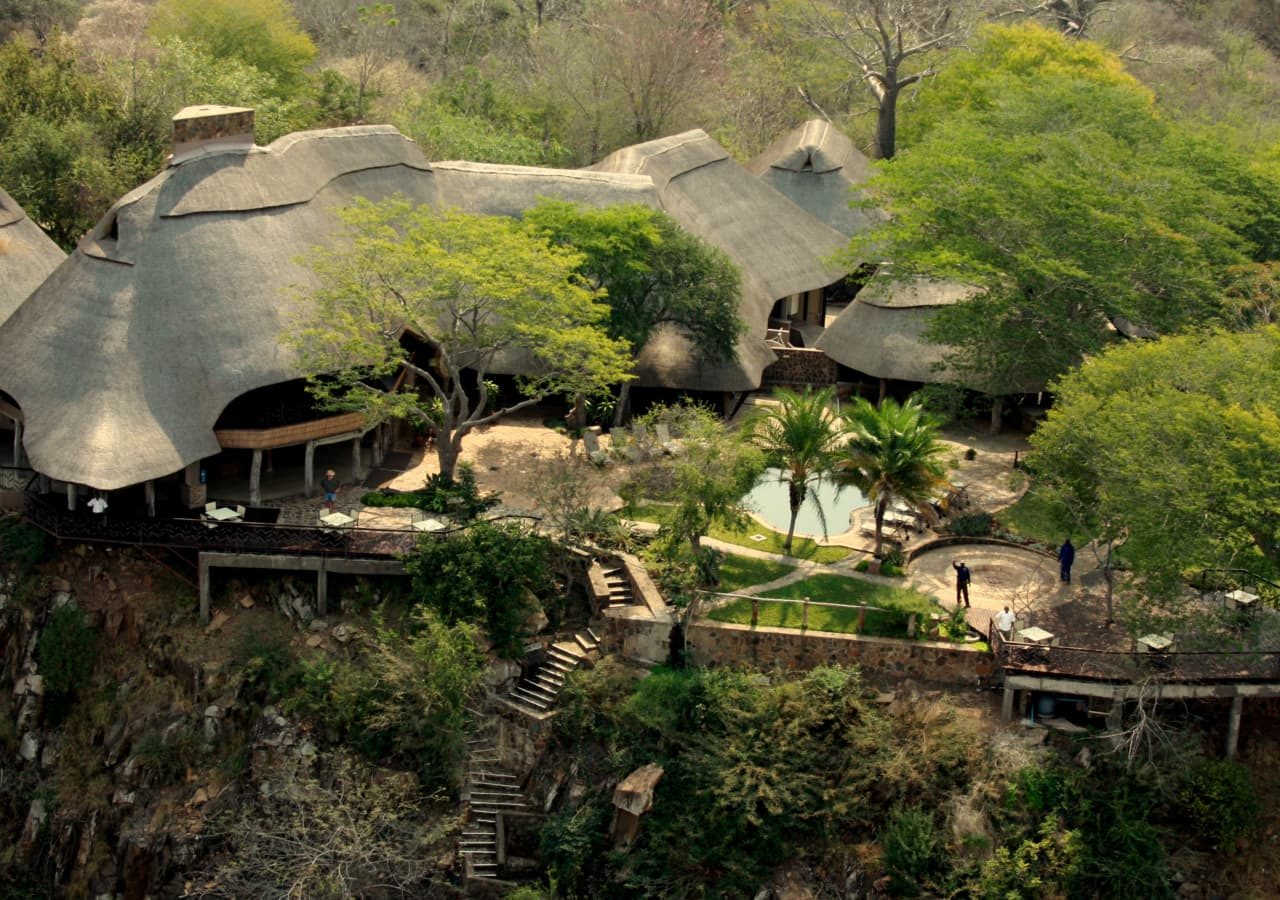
292,197,633,482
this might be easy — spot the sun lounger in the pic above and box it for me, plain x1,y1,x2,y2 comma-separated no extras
632,423,656,459
654,423,680,455
582,429,610,466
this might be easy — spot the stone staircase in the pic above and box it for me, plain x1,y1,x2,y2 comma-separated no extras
460,732,530,881
507,631,600,715
602,565,634,608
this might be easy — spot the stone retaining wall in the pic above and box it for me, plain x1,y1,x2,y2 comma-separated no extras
762,347,838,385
687,619,994,685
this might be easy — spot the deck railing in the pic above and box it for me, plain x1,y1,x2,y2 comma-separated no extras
989,621,1280,683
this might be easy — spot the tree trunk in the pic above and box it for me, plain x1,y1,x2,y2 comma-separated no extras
875,86,899,160
612,381,633,428
436,436,461,482
1103,539,1116,625
873,497,887,558
785,480,804,555
569,393,587,432
989,396,1004,435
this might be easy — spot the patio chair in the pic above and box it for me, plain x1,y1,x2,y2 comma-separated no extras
582,429,610,466
632,423,656,459
205,501,217,513
234,505,246,519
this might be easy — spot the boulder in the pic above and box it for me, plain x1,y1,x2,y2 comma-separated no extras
611,763,664,848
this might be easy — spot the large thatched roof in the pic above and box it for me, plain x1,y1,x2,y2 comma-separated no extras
593,129,849,393
0,187,64,325
746,119,886,240
0,125,855,489
815,276,980,384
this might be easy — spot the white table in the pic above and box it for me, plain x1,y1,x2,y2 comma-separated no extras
1017,626,1055,645
320,512,356,528
1226,589,1259,610
206,507,242,522
412,517,448,533
1138,633,1174,652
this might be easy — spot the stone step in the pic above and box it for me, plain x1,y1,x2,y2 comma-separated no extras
463,831,495,838
545,659,576,676
472,770,517,781
510,689,549,710
549,647,584,666
587,626,601,644
472,799,527,809
535,669,566,686
574,633,598,653
460,841,497,849
534,676,564,694
473,779,521,791
602,567,625,577
519,681,558,701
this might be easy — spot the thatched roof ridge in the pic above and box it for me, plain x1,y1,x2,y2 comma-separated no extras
0,128,440,490
431,160,660,217
0,187,65,325
746,119,885,240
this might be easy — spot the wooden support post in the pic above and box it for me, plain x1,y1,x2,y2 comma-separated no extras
12,417,23,466
750,597,759,628
1002,686,1015,721
145,480,156,518
249,449,263,507
304,440,316,497
352,437,362,481
857,607,867,633
38,475,49,494
198,554,211,625
801,597,809,631
372,425,384,466
66,482,76,510
878,378,888,405
316,557,328,617
1227,694,1244,760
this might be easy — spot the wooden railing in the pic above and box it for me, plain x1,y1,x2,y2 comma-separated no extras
215,411,368,450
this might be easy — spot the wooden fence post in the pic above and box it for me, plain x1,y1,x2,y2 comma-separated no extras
751,597,759,628
857,606,867,633
801,596,810,631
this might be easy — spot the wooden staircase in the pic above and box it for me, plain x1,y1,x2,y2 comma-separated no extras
507,631,600,715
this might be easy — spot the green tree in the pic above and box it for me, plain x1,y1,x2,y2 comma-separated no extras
149,0,317,93
849,25,1262,421
835,397,949,558
401,521,554,657
748,386,844,554
1029,327,1280,619
292,197,633,481
522,199,743,424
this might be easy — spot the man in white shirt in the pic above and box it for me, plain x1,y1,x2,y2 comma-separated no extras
87,494,108,523
995,605,1016,638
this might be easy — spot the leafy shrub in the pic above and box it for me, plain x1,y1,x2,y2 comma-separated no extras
132,725,200,786
230,630,298,701
36,603,97,696
976,816,1083,899
1172,758,1258,845
854,559,871,572
881,805,942,894
949,512,994,537
540,802,610,896
0,516,49,575
361,462,499,520
402,521,553,657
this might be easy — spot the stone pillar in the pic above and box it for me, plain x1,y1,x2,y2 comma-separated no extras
316,557,328,617
181,461,206,509
352,437,362,481
372,425,385,466
12,417,23,467
198,553,211,625
1227,694,1244,760
1002,686,1015,722
304,440,316,497
145,480,156,518
249,450,263,506
66,482,76,510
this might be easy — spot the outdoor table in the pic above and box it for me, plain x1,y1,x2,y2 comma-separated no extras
320,511,356,528
1137,633,1174,652
412,517,448,533
1226,589,1259,610
1017,627,1055,645
205,506,243,522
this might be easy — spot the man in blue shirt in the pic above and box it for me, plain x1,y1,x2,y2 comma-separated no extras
1058,539,1075,583
953,560,972,608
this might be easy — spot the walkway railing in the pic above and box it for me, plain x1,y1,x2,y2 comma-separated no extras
989,622,1280,683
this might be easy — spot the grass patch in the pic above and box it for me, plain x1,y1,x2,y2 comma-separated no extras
716,554,796,593
999,488,1095,545
707,574,944,637
621,502,851,563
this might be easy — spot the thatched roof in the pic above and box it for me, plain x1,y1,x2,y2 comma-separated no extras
593,129,848,392
0,187,64,325
815,276,980,384
746,119,886,240
0,125,856,489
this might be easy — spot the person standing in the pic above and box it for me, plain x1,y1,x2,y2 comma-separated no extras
321,469,340,514
1058,538,1075,583
953,559,972,608
87,493,109,524
995,604,1016,638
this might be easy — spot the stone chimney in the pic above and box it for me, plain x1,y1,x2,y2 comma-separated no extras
170,106,255,165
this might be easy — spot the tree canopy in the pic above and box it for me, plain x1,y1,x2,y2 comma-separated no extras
847,23,1275,397
292,197,633,480
1029,326,1280,608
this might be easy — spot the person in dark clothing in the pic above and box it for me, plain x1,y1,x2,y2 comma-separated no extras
1058,539,1075,582
321,469,340,513
952,560,972,608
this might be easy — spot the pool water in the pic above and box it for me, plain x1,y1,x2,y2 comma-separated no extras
744,468,869,539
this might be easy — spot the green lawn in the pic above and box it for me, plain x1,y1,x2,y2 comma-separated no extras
999,488,1096,545
621,502,851,564
706,573,945,637
715,554,796,592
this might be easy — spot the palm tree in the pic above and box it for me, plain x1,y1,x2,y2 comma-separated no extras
749,387,844,554
836,396,951,559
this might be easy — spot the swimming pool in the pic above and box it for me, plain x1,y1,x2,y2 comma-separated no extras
744,468,869,539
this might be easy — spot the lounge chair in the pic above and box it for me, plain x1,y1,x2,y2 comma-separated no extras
611,431,642,462
205,501,217,513
582,429,610,466
631,423,656,459
654,423,680,455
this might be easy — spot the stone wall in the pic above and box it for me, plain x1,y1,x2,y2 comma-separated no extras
687,619,994,685
601,608,675,666
762,347,838,385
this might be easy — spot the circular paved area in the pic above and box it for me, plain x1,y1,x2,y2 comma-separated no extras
909,543,1063,611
